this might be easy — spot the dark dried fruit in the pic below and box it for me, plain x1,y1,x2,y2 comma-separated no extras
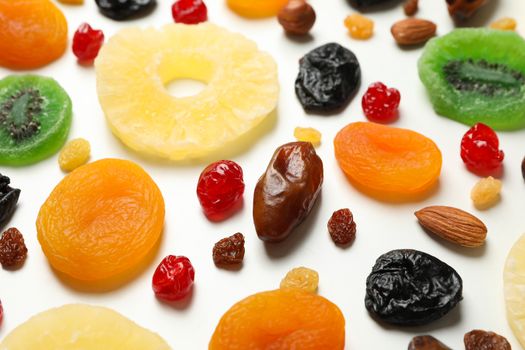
408,335,451,350
327,208,356,245
295,43,361,113
94,0,156,20
522,156,525,181
0,228,27,268
464,330,511,350
365,249,463,326
0,175,20,229
213,233,245,266
254,142,323,243
350,0,398,7
446,0,488,21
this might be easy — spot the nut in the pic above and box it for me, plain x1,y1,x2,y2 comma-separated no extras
404,0,418,16
277,0,316,36
415,206,487,248
446,0,488,21
391,18,436,45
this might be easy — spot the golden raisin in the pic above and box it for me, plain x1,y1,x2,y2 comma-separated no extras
490,17,517,31
58,138,91,172
471,176,502,210
280,266,319,293
293,127,321,146
344,14,374,40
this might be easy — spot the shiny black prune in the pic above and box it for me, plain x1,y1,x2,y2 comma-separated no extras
365,249,462,326
349,0,400,8
295,43,361,113
0,174,20,229
94,0,156,20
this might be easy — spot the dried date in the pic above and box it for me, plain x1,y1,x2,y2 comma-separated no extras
0,228,27,268
408,335,451,350
0,174,20,229
464,330,511,350
446,0,488,21
365,249,462,326
253,142,323,243
213,233,245,266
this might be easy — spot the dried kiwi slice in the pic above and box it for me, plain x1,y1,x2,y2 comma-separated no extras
0,75,72,166
418,28,525,131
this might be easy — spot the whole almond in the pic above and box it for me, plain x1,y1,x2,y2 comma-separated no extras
391,18,436,45
415,206,487,248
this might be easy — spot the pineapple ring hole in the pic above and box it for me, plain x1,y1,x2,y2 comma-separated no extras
158,54,214,98
165,78,207,98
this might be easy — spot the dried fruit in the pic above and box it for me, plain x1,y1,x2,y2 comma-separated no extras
351,0,395,7
58,138,91,172
464,330,511,350
293,127,321,146
197,160,245,222
277,0,316,36
0,75,72,166
327,208,356,246
504,233,525,348
0,300,3,327
522,156,525,181
226,0,288,18
447,0,488,21
361,82,401,123
334,122,442,201
415,206,487,247
209,289,345,349
344,14,374,40
212,233,245,266
365,249,463,326
280,267,319,293
295,43,361,113
461,123,504,173
58,0,83,4
404,0,418,16
418,28,525,130
391,18,436,46
0,228,27,268
0,174,20,229
471,176,502,210
152,255,195,301
37,159,165,282
94,0,157,20
491,17,517,31
408,335,451,350
253,142,323,243
72,23,105,61
172,0,208,24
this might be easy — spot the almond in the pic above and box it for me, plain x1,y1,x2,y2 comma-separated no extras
391,18,436,45
415,206,487,248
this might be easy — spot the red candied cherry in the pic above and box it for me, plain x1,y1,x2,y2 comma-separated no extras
72,23,104,61
461,123,504,173
197,160,245,222
0,299,3,327
362,82,401,123
152,255,195,301
172,0,208,24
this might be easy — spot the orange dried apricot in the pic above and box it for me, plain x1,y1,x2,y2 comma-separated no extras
0,0,68,70
226,0,288,18
36,158,165,282
209,289,345,349
334,122,442,201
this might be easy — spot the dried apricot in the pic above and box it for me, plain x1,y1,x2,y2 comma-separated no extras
334,122,442,201
209,289,345,349
227,0,288,18
0,0,68,69
36,159,165,282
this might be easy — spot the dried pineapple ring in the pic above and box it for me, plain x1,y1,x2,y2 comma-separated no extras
95,23,279,161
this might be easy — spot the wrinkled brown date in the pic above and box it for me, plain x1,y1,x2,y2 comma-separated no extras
464,330,511,350
408,335,451,350
446,0,488,21
253,142,323,243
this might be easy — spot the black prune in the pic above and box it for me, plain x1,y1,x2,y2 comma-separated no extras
349,0,401,8
0,174,20,229
365,249,462,326
295,43,361,113
94,0,156,20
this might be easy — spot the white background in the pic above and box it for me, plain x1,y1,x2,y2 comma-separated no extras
1,0,525,348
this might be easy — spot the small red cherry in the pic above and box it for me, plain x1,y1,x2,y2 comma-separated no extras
362,82,401,123
460,123,504,173
152,255,195,301
171,0,208,24
72,23,104,61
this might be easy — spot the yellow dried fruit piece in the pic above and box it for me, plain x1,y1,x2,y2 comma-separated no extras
504,233,525,349
58,138,91,172
344,14,374,40
490,17,517,31
471,176,502,210
280,266,319,293
294,127,321,146
58,0,84,4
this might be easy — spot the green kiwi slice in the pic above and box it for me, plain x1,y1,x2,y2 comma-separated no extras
0,75,72,166
418,28,525,131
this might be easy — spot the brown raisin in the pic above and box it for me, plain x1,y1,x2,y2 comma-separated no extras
0,227,28,268
464,330,511,350
408,335,451,350
404,0,419,16
327,208,356,245
213,233,245,266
